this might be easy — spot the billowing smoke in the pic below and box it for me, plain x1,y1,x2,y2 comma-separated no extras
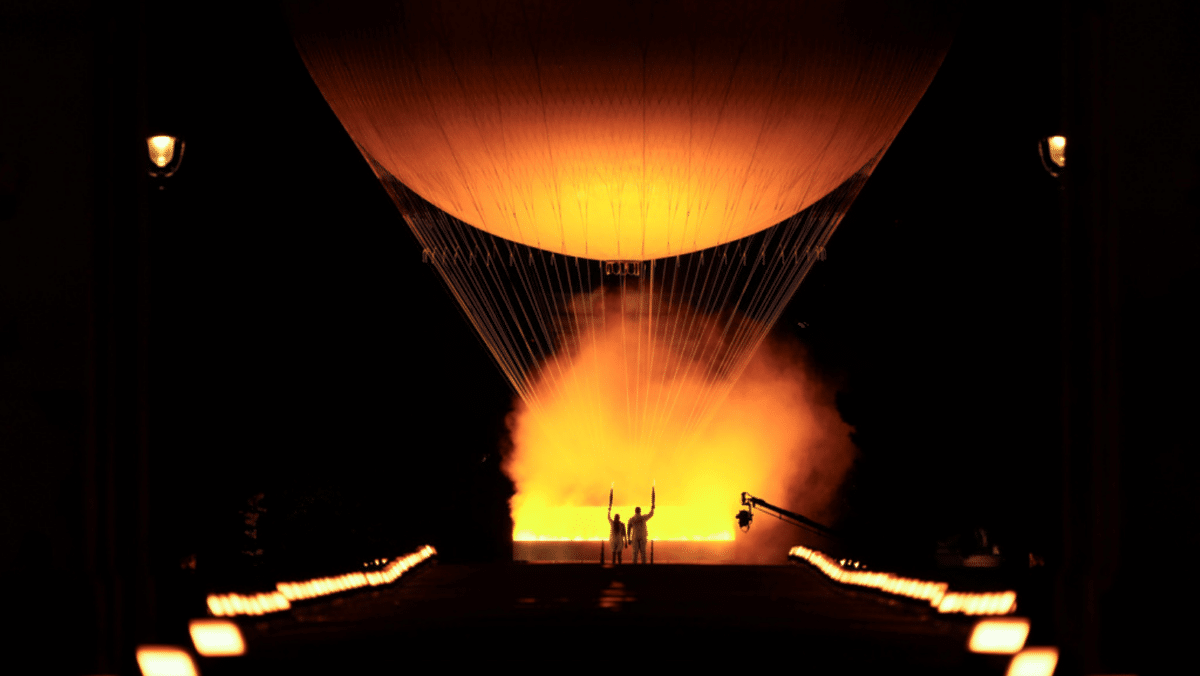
503,290,856,562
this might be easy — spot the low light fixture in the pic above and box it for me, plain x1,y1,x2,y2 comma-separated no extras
207,544,436,617
968,617,1031,654
788,545,1018,615
147,135,185,178
1038,135,1066,177
188,618,246,657
1006,646,1059,676
135,645,199,676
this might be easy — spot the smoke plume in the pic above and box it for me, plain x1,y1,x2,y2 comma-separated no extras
503,290,856,563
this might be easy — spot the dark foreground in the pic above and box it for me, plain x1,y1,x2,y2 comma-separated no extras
195,561,1019,674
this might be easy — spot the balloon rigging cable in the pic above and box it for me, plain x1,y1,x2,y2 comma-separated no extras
371,151,880,459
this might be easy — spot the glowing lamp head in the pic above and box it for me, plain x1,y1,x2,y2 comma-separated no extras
1047,136,1066,167
147,135,185,177
135,645,199,676
147,136,174,167
1038,135,1067,177
968,617,1031,654
189,618,246,657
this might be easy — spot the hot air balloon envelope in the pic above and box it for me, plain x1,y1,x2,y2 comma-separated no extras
291,0,953,260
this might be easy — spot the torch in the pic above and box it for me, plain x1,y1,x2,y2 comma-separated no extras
608,482,614,517
652,480,655,511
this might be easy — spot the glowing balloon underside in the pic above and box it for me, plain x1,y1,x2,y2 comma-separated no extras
293,0,952,260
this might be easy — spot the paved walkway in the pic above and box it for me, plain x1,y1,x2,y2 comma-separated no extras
205,562,1010,673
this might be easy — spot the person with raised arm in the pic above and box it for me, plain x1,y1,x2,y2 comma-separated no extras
606,485,626,564
627,484,655,564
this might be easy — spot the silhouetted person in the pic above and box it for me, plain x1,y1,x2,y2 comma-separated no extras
607,510,626,564
627,505,654,563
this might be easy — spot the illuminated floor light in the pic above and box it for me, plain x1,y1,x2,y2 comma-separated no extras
1006,647,1059,676
189,619,246,657
276,544,437,602
788,545,1018,615
205,590,290,617
938,590,1019,615
136,645,198,676
969,617,1031,654
206,545,436,617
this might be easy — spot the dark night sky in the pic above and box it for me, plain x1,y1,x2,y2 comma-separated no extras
2,6,1198,669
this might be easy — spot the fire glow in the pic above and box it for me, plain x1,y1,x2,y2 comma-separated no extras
506,294,855,547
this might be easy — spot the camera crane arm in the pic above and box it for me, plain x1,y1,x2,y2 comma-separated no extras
736,492,838,538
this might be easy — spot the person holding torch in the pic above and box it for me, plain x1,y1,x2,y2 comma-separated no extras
606,484,626,564
627,483,655,564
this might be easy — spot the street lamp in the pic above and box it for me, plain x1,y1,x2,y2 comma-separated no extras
146,135,185,178
1037,135,1066,177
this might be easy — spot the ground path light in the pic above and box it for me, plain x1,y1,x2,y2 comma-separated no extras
969,617,1031,654
189,619,246,657
135,645,198,676
1005,647,1059,676
789,545,1019,615
206,545,436,617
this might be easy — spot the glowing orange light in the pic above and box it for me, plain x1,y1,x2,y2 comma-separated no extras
147,136,176,168
789,545,1018,615
293,2,952,260
189,619,246,657
938,590,1019,616
205,590,290,617
969,618,1031,654
136,645,198,676
507,301,854,549
1047,136,1066,168
276,545,436,601
1006,647,1059,676
206,545,436,617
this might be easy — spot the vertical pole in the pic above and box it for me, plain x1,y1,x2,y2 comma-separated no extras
600,540,605,565
1056,4,1125,673
651,540,654,564
89,4,152,674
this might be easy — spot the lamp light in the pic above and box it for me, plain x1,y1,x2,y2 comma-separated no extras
1038,135,1066,177
188,619,246,657
968,617,1031,654
146,135,185,178
1005,647,1059,676
135,645,199,676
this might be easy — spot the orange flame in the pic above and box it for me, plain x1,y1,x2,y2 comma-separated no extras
505,291,855,559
